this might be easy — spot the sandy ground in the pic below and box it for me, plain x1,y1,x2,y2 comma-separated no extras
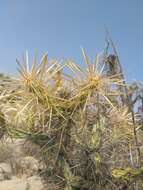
0,176,43,190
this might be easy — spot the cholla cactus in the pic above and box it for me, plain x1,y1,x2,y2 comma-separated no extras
0,47,143,190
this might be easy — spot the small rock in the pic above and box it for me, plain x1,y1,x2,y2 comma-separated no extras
0,162,12,174
0,163,12,181
0,170,5,181
0,169,11,181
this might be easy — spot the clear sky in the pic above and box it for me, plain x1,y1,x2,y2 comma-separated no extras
0,0,143,81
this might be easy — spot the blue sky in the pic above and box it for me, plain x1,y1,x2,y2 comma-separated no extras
0,0,143,81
